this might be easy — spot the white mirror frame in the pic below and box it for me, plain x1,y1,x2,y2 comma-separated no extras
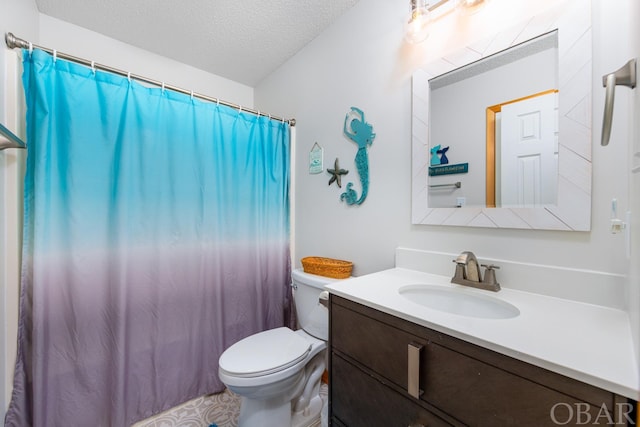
411,0,591,230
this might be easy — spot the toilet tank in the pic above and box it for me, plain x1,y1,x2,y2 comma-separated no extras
292,269,345,341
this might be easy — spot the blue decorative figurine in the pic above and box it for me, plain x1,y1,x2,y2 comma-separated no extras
341,107,375,205
430,144,441,166
437,146,449,164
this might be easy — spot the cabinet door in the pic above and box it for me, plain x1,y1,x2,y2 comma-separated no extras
421,340,609,426
331,301,423,393
331,354,450,427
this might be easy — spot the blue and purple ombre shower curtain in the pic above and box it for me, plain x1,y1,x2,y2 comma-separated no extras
5,49,292,427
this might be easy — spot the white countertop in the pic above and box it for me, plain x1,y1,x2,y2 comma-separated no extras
325,267,640,400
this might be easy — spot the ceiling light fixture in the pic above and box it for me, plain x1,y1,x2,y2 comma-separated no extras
458,0,484,6
405,0,431,44
404,0,488,44
457,0,488,14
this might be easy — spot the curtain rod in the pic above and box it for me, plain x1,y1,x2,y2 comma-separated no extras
0,122,26,150
4,32,296,127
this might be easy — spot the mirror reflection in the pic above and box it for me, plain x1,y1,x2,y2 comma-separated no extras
427,31,558,209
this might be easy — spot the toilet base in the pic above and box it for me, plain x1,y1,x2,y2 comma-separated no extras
237,395,292,427
291,394,323,427
237,395,322,427
235,377,323,427
234,356,325,427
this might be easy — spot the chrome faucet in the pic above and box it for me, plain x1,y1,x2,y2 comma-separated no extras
451,251,501,292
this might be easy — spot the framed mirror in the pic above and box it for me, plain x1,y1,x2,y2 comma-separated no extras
411,0,592,230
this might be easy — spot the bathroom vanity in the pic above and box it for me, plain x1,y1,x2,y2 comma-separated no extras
329,295,632,426
325,250,639,426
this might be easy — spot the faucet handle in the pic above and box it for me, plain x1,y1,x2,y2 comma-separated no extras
481,264,500,287
452,259,466,280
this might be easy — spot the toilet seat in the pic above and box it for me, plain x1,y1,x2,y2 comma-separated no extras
219,327,312,378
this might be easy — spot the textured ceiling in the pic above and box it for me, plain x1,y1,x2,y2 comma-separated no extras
34,0,360,87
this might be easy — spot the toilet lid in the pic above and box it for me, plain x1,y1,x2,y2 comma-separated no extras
219,327,312,378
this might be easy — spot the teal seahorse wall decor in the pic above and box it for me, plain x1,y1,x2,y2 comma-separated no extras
341,107,376,205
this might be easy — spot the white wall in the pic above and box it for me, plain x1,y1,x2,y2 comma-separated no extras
0,0,39,414
622,0,640,372
592,0,639,368
38,15,254,108
255,0,633,291
0,0,39,121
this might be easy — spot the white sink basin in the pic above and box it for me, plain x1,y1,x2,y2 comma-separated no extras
399,284,520,319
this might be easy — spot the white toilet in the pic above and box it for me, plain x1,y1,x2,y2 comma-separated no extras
218,269,341,427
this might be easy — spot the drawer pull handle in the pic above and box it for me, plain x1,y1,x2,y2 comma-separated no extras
408,342,423,399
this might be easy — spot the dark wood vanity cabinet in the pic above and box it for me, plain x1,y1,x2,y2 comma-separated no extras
329,295,636,427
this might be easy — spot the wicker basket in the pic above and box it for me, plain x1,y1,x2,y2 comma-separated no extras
301,257,353,279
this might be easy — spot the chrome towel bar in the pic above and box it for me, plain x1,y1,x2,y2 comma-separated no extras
428,181,461,189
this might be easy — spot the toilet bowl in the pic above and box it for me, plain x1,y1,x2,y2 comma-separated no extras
218,269,342,427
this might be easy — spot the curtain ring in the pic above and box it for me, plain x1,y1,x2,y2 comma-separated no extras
239,105,242,113
190,90,194,100
127,71,131,82
161,82,165,92
215,98,220,106
28,42,33,56
91,61,96,74
53,49,57,62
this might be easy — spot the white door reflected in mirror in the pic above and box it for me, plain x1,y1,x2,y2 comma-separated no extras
498,91,558,207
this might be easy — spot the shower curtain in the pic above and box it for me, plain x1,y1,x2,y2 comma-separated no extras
5,49,292,427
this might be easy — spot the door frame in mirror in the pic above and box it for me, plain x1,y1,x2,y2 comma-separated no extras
411,0,591,230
